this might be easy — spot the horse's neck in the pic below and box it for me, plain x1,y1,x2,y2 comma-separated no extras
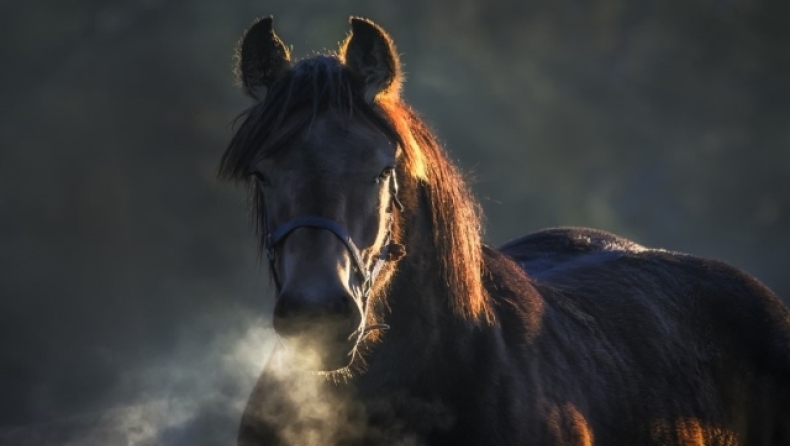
361,204,489,388
346,203,552,441
363,197,549,379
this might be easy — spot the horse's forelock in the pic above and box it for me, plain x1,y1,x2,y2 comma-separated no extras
220,57,354,179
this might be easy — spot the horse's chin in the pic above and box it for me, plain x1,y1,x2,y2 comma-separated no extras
277,335,357,372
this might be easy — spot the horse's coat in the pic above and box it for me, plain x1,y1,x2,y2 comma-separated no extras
220,16,790,446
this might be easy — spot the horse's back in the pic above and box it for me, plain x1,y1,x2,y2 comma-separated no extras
497,227,790,444
499,227,647,277
500,227,790,375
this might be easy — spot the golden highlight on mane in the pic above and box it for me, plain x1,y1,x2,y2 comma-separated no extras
378,98,494,324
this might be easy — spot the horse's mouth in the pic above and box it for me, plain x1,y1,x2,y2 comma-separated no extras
276,331,359,372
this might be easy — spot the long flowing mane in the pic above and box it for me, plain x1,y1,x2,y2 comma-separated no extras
218,55,493,323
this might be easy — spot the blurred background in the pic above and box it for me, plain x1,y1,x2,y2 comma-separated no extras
1,0,788,444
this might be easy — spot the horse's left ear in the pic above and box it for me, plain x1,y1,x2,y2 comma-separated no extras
340,17,402,103
236,16,291,100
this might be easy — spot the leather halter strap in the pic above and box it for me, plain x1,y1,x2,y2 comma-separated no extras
262,173,403,299
267,216,370,284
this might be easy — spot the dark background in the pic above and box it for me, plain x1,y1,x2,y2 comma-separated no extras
1,1,788,444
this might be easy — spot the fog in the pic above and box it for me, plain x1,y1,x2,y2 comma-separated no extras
1,1,788,444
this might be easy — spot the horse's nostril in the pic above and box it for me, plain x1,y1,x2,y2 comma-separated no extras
272,289,358,337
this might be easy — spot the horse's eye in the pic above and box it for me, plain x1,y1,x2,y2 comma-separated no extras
376,167,394,183
250,171,271,187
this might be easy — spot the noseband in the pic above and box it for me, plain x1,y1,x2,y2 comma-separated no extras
262,173,404,302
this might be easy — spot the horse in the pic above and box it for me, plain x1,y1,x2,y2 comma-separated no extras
219,16,790,446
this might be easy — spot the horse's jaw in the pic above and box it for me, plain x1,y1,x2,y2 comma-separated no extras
269,334,362,374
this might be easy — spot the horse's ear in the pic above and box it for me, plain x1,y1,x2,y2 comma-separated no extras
340,17,402,103
236,16,291,100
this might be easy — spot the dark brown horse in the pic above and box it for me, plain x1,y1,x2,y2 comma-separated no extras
220,16,790,446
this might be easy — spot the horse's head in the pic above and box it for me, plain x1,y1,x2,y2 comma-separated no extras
221,17,411,371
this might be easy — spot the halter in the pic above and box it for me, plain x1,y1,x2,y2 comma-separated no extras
262,172,404,302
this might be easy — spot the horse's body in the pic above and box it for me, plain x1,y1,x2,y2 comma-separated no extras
223,17,790,446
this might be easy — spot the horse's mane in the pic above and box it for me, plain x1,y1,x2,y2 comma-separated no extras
219,56,493,324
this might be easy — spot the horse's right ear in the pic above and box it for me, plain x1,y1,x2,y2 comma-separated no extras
340,17,402,103
236,16,291,100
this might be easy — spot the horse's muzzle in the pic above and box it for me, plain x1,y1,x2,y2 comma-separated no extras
272,288,362,371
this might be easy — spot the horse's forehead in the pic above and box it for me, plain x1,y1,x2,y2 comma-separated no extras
289,114,393,170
